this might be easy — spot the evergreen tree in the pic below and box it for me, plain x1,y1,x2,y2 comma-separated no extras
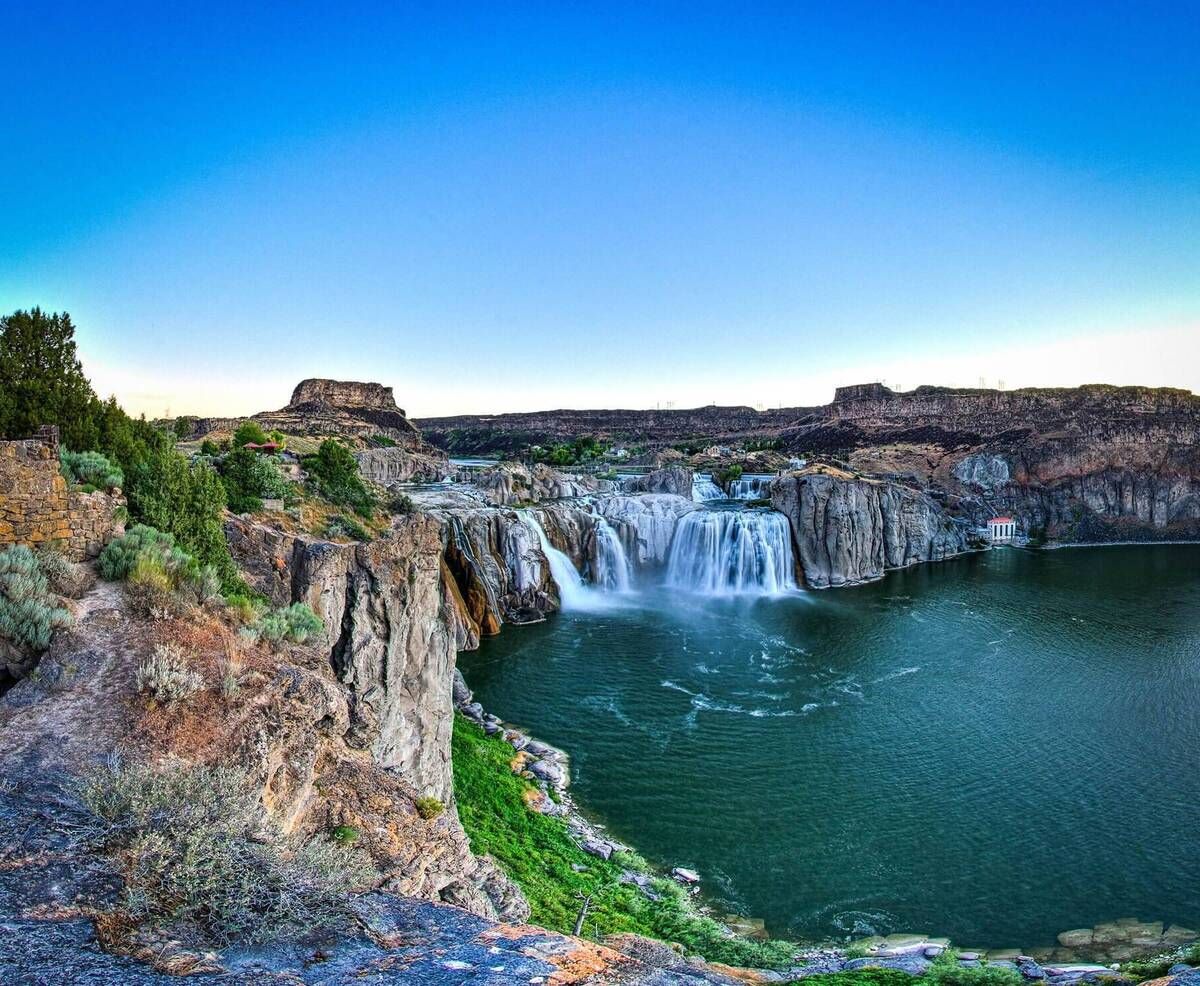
0,308,101,449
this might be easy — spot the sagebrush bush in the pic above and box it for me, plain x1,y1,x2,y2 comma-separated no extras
0,546,71,652
60,449,124,491
100,524,221,616
245,603,323,647
135,643,204,702
35,547,93,599
78,758,374,947
324,514,370,542
414,796,444,820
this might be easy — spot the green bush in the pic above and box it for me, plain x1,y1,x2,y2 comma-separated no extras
0,546,71,652
925,951,1024,986
135,643,204,702
713,464,744,489
99,524,221,615
77,758,373,947
414,796,444,820
199,439,221,457
220,448,292,514
126,443,238,590
387,492,415,515
245,603,323,647
325,514,371,542
303,440,375,518
232,421,269,448
368,434,397,448
60,449,124,491
452,715,797,967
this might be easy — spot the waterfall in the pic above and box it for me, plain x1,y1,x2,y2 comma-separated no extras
729,474,775,500
665,508,798,595
520,511,592,610
592,515,632,591
692,474,726,501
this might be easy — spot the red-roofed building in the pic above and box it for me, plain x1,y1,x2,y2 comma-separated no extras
987,516,1016,542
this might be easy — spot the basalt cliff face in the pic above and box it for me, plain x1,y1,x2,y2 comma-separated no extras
421,383,1200,544
771,469,967,588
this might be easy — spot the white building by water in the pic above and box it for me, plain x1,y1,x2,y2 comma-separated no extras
987,516,1017,542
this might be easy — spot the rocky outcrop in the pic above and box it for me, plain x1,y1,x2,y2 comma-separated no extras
625,466,694,498
772,469,967,588
469,461,609,506
593,494,697,567
254,378,423,444
355,445,449,484
225,514,460,801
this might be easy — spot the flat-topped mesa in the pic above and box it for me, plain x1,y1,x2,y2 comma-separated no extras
254,377,422,443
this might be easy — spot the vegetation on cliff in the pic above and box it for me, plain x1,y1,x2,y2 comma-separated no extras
452,714,799,968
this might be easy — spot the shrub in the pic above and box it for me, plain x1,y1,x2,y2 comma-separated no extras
330,825,360,845
246,603,323,647
414,796,444,820
135,643,204,702
219,448,291,514
325,514,370,542
77,758,374,947
127,442,238,590
100,524,221,615
232,421,269,448
926,951,1024,986
199,439,221,457
60,449,124,491
713,464,743,489
99,525,179,581
303,440,375,518
368,434,397,448
223,593,264,625
36,547,93,599
0,546,71,652
387,492,415,515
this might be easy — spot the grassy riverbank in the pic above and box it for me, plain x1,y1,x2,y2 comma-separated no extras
451,713,799,968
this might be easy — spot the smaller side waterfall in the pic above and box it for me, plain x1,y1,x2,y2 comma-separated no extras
521,510,592,610
692,474,726,501
729,474,775,500
591,515,632,591
665,508,798,595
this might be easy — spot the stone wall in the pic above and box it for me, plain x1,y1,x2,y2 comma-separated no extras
0,432,125,561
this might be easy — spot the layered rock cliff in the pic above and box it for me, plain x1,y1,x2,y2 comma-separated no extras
771,468,967,588
255,378,423,444
419,383,1200,545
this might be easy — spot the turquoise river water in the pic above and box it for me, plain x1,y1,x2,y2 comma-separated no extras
457,544,1200,948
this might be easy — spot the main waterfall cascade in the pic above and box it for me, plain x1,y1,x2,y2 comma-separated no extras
664,507,798,595
522,499,800,601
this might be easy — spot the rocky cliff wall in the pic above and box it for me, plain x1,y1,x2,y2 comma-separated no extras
772,470,967,588
355,445,449,484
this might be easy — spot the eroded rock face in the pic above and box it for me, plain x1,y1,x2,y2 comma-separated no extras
772,470,967,588
226,515,458,801
355,446,449,485
625,466,694,498
593,494,697,567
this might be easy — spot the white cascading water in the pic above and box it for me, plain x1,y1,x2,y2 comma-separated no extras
664,508,797,595
520,510,593,610
591,515,632,591
692,474,726,501
728,474,775,499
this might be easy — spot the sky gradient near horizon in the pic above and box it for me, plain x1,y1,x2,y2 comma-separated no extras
2,2,1198,418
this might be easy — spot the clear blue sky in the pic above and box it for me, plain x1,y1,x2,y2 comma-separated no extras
2,2,1197,417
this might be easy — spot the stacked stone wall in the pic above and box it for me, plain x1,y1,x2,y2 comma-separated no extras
0,434,125,560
